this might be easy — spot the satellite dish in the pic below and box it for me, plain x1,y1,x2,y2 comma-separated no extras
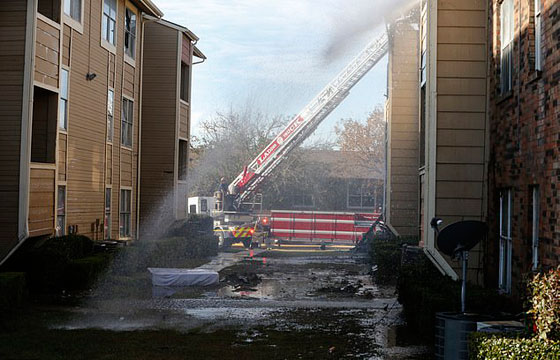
436,220,487,257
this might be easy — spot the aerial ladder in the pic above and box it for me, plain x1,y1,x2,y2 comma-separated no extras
229,31,389,207
212,30,389,247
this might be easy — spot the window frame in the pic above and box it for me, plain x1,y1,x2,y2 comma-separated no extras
499,189,513,293
63,0,83,33
180,62,190,103
59,67,69,131
346,180,376,209
57,185,66,236
124,6,137,64
178,139,188,181
107,88,114,142
119,188,132,238
534,0,542,71
530,186,540,270
105,187,112,240
101,0,118,51
500,0,514,94
121,96,134,148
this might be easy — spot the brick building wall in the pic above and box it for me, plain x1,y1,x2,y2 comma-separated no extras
487,0,560,295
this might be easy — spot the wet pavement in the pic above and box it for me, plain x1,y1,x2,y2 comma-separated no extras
50,245,430,359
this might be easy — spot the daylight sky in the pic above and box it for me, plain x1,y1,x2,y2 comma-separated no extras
154,0,409,142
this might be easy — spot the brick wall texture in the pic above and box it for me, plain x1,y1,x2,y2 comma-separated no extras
486,0,560,293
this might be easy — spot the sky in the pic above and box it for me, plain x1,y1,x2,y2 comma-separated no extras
154,0,406,143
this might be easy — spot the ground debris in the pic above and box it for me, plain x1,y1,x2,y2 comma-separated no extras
221,272,262,292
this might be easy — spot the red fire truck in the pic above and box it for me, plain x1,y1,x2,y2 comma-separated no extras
205,30,389,248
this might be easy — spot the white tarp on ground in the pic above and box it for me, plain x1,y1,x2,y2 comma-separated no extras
148,268,219,286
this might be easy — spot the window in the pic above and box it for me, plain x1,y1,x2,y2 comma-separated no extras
124,8,136,59
105,188,111,240
57,186,66,236
59,68,69,130
499,189,512,293
200,199,208,212
107,89,114,141
530,186,540,270
120,189,131,238
38,0,61,22
178,139,188,180
102,0,117,46
289,193,314,208
64,0,81,23
31,86,57,163
180,62,190,102
500,0,514,94
419,3,427,85
347,180,375,209
121,98,133,147
419,85,426,168
535,0,542,71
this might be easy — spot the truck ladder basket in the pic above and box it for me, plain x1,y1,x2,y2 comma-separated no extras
232,31,389,203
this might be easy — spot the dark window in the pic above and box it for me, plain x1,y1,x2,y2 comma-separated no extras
201,199,208,212
120,189,131,238
57,185,66,236
347,180,375,209
31,86,57,163
121,98,133,147
105,188,111,239
124,8,136,59
38,0,61,22
178,139,188,180
189,204,197,214
180,62,190,102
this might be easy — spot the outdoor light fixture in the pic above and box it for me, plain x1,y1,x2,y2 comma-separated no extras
86,72,97,81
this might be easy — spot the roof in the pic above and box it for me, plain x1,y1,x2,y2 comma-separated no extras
302,150,384,180
134,0,163,17
143,14,199,41
193,46,206,60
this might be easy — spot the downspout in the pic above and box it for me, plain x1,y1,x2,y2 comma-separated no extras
136,13,161,238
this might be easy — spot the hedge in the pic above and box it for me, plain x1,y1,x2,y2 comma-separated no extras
0,272,27,310
369,234,418,285
469,333,560,360
65,254,112,290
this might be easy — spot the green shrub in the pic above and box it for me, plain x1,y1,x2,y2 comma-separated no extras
65,254,112,290
469,333,560,360
371,241,401,284
0,272,27,310
528,266,560,341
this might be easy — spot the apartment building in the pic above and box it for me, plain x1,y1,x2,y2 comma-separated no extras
0,0,203,264
384,10,420,237
415,0,489,283
139,17,205,233
485,0,560,296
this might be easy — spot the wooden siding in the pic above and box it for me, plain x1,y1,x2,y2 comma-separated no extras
61,0,142,240
29,166,55,237
435,0,487,222
179,101,189,139
432,0,487,283
35,17,60,88
0,0,27,260
386,14,420,236
139,21,180,228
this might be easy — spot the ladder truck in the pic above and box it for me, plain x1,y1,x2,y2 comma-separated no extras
211,30,389,248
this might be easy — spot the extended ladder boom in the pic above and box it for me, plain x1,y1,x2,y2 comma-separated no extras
231,31,389,204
